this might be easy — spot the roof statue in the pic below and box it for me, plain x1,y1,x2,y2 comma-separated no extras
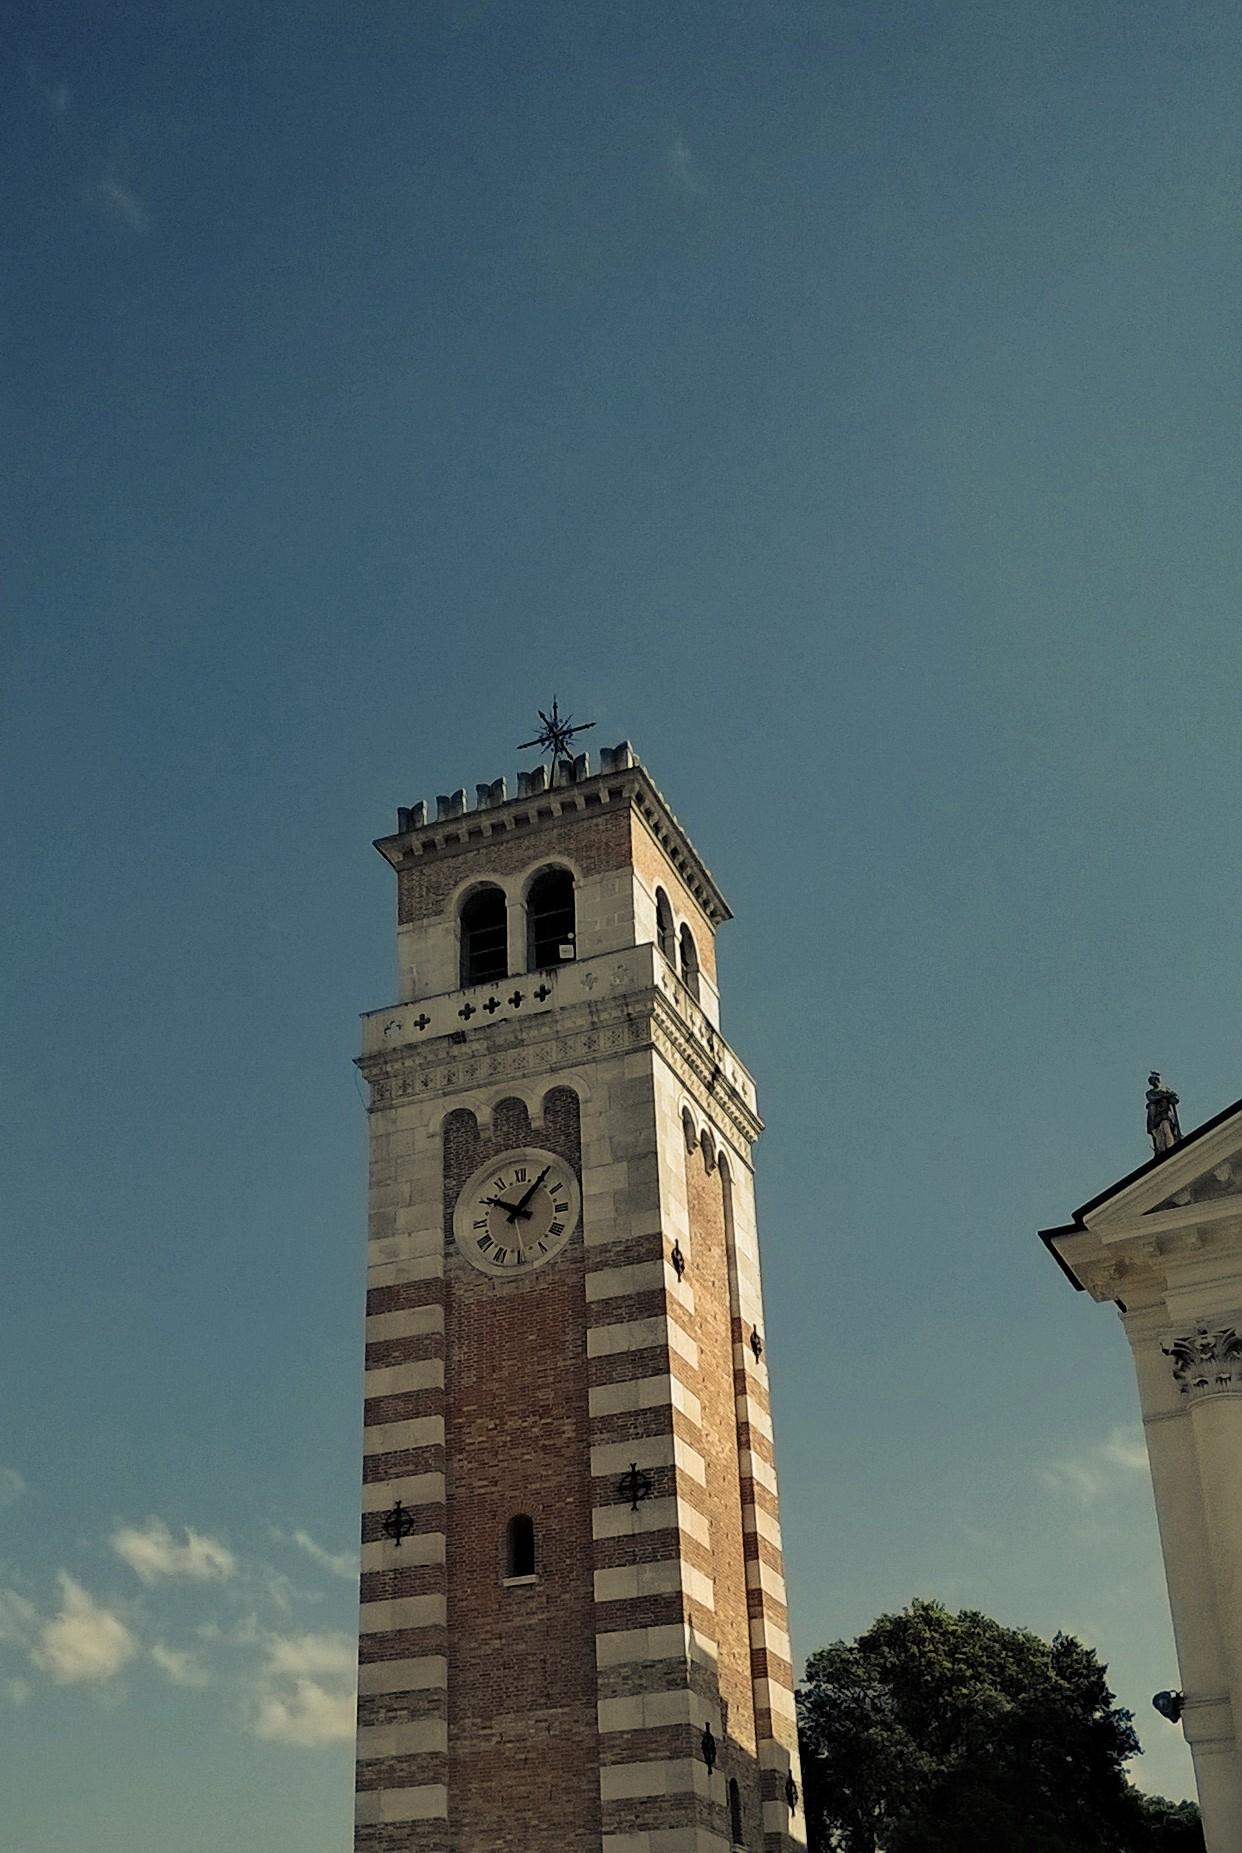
1146,1071,1182,1155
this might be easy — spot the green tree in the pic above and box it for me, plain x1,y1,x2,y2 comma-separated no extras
796,1599,1202,1852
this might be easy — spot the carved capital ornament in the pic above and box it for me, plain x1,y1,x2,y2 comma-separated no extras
1162,1325,1242,1398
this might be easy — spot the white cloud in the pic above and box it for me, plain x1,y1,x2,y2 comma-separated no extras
0,1589,36,1646
1041,1427,1149,1504
668,132,703,196
0,1466,26,1505
252,1631,355,1748
151,1643,208,1688
6,1678,29,1707
97,180,150,235
32,1574,137,1684
111,1519,235,1585
287,1530,357,1582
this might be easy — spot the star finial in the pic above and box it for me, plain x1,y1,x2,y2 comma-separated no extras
517,697,596,770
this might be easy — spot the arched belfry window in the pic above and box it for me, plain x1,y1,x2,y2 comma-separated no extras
728,1777,744,1847
460,886,507,988
679,923,700,1002
527,867,576,970
655,888,675,963
505,1514,536,1579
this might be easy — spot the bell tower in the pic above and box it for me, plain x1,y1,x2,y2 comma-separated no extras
353,740,804,1853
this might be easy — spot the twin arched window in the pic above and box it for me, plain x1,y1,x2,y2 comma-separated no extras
459,869,576,988
655,887,701,1002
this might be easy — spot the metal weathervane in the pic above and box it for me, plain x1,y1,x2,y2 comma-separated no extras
518,697,595,771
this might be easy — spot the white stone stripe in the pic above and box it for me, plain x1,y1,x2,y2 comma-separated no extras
599,1757,712,1801
358,1593,446,1633
365,1305,444,1343
363,1359,444,1398
361,1532,445,1572
591,1435,706,1485
754,1677,797,1721
746,1557,787,1603
750,1617,792,1663
758,1736,803,1771
741,1500,781,1546
594,1621,718,1669
362,1415,445,1456
362,1472,444,1511
602,1832,731,1853
354,1783,447,1825
733,1341,769,1380
587,1315,699,1368
740,1446,777,1492
357,1654,447,1696
765,1796,808,1840
591,1496,710,1546
589,1372,702,1426
736,1391,772,1439
594,1560,714,1610
356,1717,448,1759
598,1687,710,1733
366,1254,444,1289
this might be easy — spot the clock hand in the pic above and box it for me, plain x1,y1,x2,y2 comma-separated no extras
481,1196,533,1221
511,1166,550,1217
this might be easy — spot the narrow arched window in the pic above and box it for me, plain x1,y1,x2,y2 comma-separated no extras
679,923,700,1002
505,1514,536,1579
527,867,576,970
460,886,507,987
728,1777,743,1847
655,888,675,963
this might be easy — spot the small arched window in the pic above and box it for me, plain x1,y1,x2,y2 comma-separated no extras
527,867,576,970
728,1777,744,1847
460,886,507,988
505,1514,536,1579
679,923,700,1002
655,888,675,963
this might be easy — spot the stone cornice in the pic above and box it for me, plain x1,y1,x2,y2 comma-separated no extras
358,985,762,1150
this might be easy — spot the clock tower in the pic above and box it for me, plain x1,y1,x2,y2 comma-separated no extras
353,741,803,1853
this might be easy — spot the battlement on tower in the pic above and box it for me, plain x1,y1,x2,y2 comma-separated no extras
375,743,731,930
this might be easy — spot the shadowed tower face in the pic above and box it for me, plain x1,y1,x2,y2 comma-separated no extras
354,744,804,1853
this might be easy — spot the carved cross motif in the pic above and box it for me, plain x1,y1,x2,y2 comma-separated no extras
413,1013,431,1031
482,996,501,1014
508,991,524,1009
1162,1325,1242,1397
458,1003,476,1021
533,983,552,1002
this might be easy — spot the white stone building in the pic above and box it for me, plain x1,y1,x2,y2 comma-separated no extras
1044,1092,1242,1853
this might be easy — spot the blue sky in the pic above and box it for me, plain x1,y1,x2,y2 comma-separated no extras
4,1,1240,1843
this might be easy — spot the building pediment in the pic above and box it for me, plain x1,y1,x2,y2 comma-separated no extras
1040,1094,1242,1290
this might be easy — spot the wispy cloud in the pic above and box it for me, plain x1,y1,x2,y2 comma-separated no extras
32,1574,137,1684
668,132,703,197
252,1631,356,1748
112,1519,235,1584
0,1466,26,1505
97,179,150,235
285,1529,357,1583
5,1678,29,1707
1041,1427,1149,1504
151,1642,209,1688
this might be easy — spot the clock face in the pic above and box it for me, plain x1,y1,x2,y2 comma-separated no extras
452,1147,582,1279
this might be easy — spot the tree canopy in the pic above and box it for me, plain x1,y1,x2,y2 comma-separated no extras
796,1599,1203,1853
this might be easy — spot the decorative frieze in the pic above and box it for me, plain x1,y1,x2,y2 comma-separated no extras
1162,1325,1242,1398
